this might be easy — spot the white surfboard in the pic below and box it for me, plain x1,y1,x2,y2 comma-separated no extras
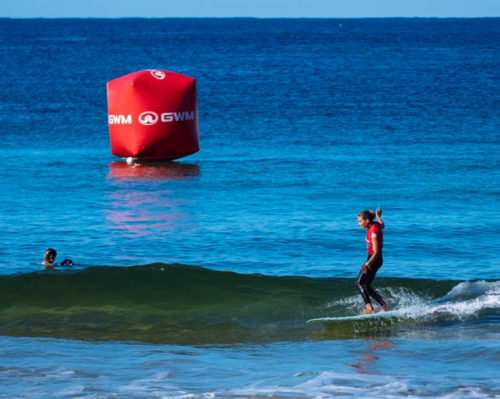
307,309,401,324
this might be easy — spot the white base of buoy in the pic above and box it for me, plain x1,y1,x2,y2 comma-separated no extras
126,157,134,165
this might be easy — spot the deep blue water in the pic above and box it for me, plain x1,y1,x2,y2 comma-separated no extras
0,18,499,398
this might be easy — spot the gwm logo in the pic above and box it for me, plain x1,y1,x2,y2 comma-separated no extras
139,111,159,126
108,111,195,125
108,115,132,125
150,70,166,80
160,111,195,122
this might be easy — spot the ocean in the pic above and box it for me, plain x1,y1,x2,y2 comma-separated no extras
0,17,499,397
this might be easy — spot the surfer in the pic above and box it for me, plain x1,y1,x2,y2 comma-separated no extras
43,248,74,270
356,208,390,315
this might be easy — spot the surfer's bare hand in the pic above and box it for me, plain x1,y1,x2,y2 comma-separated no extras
376,207,382,218
361,264,368,273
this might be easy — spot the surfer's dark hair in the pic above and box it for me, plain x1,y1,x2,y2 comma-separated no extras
358,210,375,222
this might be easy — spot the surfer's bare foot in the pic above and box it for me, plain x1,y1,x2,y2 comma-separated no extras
360,304,375,315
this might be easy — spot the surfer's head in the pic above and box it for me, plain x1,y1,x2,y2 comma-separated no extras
357,210,375,229
44,248,57,266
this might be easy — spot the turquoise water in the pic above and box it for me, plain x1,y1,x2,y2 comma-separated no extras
1,18,500,397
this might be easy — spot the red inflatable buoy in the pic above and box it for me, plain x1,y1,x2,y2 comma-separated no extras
107,70,199,161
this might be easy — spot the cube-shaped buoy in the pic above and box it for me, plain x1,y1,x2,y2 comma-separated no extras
107,70,199,161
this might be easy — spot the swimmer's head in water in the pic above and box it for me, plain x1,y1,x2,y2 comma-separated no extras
357,210,375,229
44,248,57,265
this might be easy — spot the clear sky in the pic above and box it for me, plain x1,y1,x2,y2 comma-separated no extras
1,0,500,18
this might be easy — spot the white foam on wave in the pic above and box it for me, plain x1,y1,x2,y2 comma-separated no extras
327,286,430,315
326,281,500,321
232,371,405,398
119,372,176,393
173,394,215,399
328,280,500,322
232,370,496,399
57,385,86,396
293,371,408,397
118,372,216,399
394,280,500,321
445,280,500,299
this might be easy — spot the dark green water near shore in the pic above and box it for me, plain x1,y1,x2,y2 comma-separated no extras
2,264,496,344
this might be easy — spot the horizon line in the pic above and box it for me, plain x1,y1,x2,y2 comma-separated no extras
1,16,500,19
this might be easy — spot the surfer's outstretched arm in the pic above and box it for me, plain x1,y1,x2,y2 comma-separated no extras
376,208,385,229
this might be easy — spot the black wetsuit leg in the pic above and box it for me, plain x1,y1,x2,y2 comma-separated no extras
355,255,387,307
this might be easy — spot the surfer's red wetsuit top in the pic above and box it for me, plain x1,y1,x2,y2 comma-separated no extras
366,222,383,255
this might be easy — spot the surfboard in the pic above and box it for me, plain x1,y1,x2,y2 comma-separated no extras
307,309,401,324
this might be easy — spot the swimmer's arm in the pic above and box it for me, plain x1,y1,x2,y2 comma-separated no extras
59,259,74,266
376,207,385,229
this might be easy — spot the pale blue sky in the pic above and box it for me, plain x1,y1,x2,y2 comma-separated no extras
2,0,500,18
